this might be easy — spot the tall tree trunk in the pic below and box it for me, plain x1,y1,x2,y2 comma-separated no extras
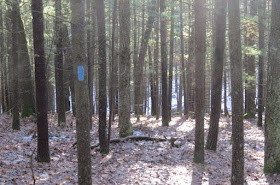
257,0,266,127
0,5,6,112
96,0,109,154
71,0,92,183
228,0,244,183
154,0,160,120
245,0,257,118
86,0,93,129
179,0,187,117
264,0,280,174
55,0,66,127
187,2,195,113
11,0,20,130
17,5,35,117
193,0,206,164
62,25,76,116
206,0,227,151
160,0,168,127
168,0,175,121
119,0,133,137
31,0,50,162
134,0,156,120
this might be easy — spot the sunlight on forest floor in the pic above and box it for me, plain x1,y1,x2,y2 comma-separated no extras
0,113,280,184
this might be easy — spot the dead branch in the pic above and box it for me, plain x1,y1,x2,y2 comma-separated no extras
30,148,36,185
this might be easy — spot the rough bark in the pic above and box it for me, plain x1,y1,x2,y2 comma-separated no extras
86,0,93,129
119,0,133,138
193,0,206,164
96,0,109,154
168,0,175,121
55,0,66,126
11,1,20,130
71,0,92,183
228,0,244,183
16,5,35,117
160,0,168,127
257,0,266,127
206,0,227,151
154,0,160,120
0,7,5,112
134,0,157,119
63,25,76,116
31,0,50,163
180,0,187,117
264,0,280,174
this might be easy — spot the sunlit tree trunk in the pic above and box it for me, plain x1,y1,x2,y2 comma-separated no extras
206,0,227,151
264,0,280,174
193,0,206,164
228,0,244,183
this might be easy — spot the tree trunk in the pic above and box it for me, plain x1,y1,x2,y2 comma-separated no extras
206,0,227,151
55,0,66,127
119,0,133,138
160,0,168,127
86,0,93,129
0,8,5,112
264,0,280,174
193,0,206,164
96,0,109,154
16,5,35,117
257,0,266,127
168,0,175,121
11,0,20,130
154,0,160,120
31,0,50,162
62,25,76,116
71,0,92,183
134,0,157,120
228,0,244,183
245,0,257,119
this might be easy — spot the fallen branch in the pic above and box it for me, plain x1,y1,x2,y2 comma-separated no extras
73,135,185,149
30,148,36,185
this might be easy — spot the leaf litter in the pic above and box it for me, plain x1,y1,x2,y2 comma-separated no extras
0,113,279,184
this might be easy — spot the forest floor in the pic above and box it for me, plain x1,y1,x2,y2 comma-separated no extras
0,113,280,185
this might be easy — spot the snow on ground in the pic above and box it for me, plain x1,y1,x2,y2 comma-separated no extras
0,113,279,184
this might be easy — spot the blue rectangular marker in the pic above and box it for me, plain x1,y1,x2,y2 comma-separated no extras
78,66,84,81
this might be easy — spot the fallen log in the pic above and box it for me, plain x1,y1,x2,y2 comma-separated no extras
72,135,184,149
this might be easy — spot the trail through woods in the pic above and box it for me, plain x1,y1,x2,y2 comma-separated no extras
0,113,280,184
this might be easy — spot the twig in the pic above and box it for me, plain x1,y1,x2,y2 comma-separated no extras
30,148,36,185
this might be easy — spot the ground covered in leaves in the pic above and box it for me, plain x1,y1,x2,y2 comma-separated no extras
0,113,280,184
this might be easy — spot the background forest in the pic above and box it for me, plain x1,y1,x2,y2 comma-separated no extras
0,0,280,184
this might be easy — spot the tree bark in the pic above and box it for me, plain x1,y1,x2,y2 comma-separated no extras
71,0,92,183
160,0,168,127
257,0,266,127
228,0,244,183
193,0,206,164
264,0,280,174
206,0,227,151
96,0,109,154
134,0,157,120
118,0,133,138
168,0,175,121
31,0,50,163
11,0,20,130
54,0,66,126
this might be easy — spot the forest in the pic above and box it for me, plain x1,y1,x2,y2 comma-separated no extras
0,0,280,184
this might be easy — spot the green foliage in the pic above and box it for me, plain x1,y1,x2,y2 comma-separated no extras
243,112,256,119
